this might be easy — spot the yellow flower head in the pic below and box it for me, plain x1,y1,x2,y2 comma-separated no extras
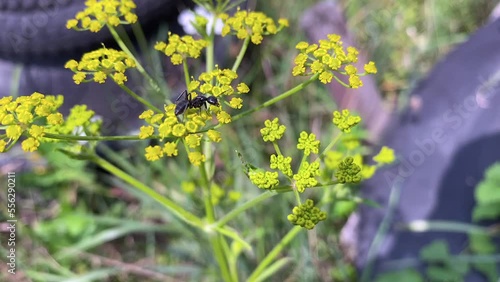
67,0,138,32
292,33,377,88
66,47,134,85
221,9,288,44
155,33,208,65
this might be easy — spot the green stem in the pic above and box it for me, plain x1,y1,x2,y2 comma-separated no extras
248,226,303,281
199,146,232,281
231,36,250,72
206,33,215,73
182,61,191,88
107,24,161,93
117,82,162,113
91,155,204,228
199,153,215,222
216,191,276,227
315,132,342,161
43,133,148,141
225,74,319,125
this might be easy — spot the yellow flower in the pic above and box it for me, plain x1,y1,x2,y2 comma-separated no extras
349,75,363,88
373,146,396,165
163,142,178,157
21,137,40,152
145,145,163,161
216,111,231,124
364,61,378,74
237,83,250,93
93,71,107,83
46,113,64,125
207,130,222,143
139,125,154,139
158,123,172,138
68,47,133,85
67,0,138,32
221,10,287,45
0,140,7,152
185,134,201,148
6,125,22,140
155,33,208,65
188,151,206,166
229,97,243,109
29,125,45,138
172,124,186,137
113,72,127,84
73,72,87,84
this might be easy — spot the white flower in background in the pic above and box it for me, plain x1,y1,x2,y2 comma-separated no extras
73,115,102,145
178,6,223,36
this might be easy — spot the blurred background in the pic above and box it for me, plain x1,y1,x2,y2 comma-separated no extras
0,0,499,281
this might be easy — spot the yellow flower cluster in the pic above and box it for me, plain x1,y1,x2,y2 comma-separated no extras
66,0,138,32
140,68,249,165
0,93,64,152
46,105,101,137
220,9,288,44
292,34,377,86
155,33,209,65
65,47,136,85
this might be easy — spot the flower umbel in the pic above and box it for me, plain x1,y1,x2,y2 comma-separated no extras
66,0,138,32
155,33,208,65
332,109,361,133
0,93,64,152
287,199,327,230
220,9,288,44
335,157,362,184
249,170,279,189
65,47,135,85
297,131,320,156
292,34,376,87
293,161,320,192
373,146,396,165
260,118,286,142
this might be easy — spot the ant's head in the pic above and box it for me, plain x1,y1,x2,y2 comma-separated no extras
206,96,219,106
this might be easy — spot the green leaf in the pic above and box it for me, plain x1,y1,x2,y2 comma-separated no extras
375,269,424,282
472,261,499,282
426,265,464,282
475,170,500,204
469,233,497,254
420,240,450,263
473,202,500,222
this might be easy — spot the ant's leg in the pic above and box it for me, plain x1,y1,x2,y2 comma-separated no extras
175,89,188,102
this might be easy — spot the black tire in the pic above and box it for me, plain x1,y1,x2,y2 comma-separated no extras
0,0,189,64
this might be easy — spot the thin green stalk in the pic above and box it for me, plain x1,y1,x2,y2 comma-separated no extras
216,191,276,227
224,74,319,125
316,132,342,161
107,24,161,93
91,155,204,228
206,34,215,73
248,226,303,281
199,153,215,221
117,82,162,113
131,22,149,58
360,181,402,282
183,61,191,88
43,133,144,141
199,144,232,281
232,36,250,72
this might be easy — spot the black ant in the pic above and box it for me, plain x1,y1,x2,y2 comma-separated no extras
174,90,219,116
